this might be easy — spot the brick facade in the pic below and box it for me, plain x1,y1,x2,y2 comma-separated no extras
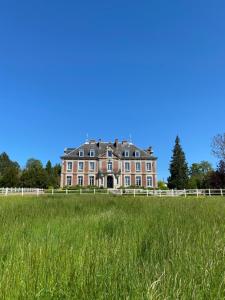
61,139,157,189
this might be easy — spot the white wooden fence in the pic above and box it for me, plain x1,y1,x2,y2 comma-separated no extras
0,188,224,197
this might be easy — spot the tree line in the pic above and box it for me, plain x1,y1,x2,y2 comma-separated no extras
167,134,225,189
0,153,61,188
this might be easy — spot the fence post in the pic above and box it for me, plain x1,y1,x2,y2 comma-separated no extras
5,188,8,196
196,189,199,198
221,189,223,196
184,189,187,198
22,188,24,197
134,189,135,198
209,189,211,197
147,189,149,197
172,189,174,197
159,189,162,197
94,189,96,195
80,189,82,195
66,189,68,195
36,188,39,197
52,188,54,195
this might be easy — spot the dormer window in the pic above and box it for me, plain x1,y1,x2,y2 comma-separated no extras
108,161,113,171
90,149,95,157
135,151,140,158
79,150,84,157
125,150,129,157
107,150,112,157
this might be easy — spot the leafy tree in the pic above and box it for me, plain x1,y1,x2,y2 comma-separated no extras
157,180,168,190
0,152,20,187
168,136,189,189
209,160,225,188
45,161,61,188
211,133,225,162
20,159,48,188
188,161,213,188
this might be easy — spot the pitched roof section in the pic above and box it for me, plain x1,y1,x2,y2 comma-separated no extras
61,140,157,160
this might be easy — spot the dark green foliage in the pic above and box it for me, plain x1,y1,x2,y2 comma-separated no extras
209,160,225,188
188,161,213,188
20,159,48,188
0,152,20,187
167,136,189,189
45,161,61,188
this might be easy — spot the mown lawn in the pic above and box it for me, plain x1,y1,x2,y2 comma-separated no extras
0,195,225,299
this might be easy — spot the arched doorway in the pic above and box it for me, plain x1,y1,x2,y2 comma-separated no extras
107,176,114,188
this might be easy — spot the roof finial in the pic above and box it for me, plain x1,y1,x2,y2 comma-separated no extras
85,133,89,144
129,133,133,144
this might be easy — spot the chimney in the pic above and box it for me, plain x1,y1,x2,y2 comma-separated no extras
114,138,119,148
122,140,128,145
146,146,153,155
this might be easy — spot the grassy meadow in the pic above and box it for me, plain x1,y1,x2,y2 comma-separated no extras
0,195,225,299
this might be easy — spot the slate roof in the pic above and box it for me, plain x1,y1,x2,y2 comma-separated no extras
61,140,157,160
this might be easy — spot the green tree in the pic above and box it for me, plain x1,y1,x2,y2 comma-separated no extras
20,159,48,188
188,161,213,188
45,161,61,188
168,136,189,189
0,152,20,187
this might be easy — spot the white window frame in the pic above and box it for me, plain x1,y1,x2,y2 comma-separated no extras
135,151,140,158
146,176,153,188
66,175,72,186
136,162,141,172
146,162,152,172
79,150,84,157
125,175,131,187
135,175,142,187
67,161,73,172
124,161,130,172
78,161,84,171
125,150,129,157
77,175,84,186
89,175,95,186
107,160,113,171
89,161,95,171
90,149,95,157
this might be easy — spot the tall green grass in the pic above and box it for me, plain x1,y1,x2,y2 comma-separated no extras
0,195,225,299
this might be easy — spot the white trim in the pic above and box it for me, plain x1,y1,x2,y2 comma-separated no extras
90,149,95,157
78,161,84,172
146,175,153,187
124,150,129,157
88,174,95,186
135,161,141,172
79,149,84,157
124,161,131,173
146,161,152,172
124,175,131,187
107,160,113,172
135,175,142,187
89,161,95,172
77,175,84,186
66,161,73,172
135,150,140,158
66,175,73,186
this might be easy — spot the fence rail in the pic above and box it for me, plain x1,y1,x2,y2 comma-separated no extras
0,188,225,197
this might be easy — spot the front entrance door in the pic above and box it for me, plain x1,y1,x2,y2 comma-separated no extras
107,176,114,188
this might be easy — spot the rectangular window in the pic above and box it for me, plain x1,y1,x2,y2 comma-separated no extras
78,162,84,171
78,176,83,186
67,162,72,172
89,176,95,186
125,150,129,157
125,162,130,172
90,150,95,157
89,161,95,171
79,150,84,157
108,161,113,171
147,176,153,187
146,162,152,172
135,151,140,157
136,176,141,186
136,162,141,172
66,176,72,186
108,150,112,157
125,176,130,187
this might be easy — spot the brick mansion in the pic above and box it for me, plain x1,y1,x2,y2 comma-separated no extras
60,139,157,189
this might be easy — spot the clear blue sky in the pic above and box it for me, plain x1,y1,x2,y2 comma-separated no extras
0,0,225,180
